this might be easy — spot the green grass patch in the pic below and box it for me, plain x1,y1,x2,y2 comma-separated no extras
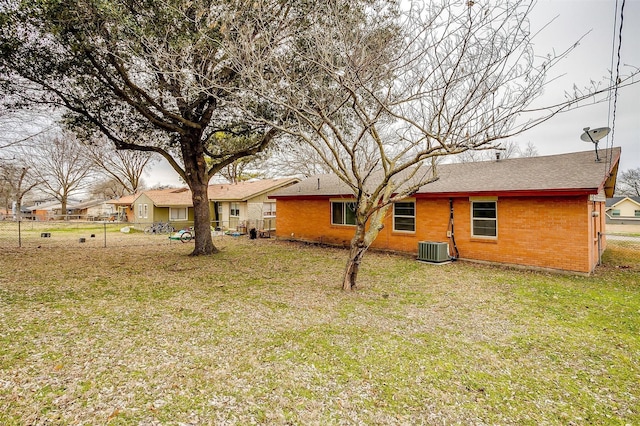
0,239,638,424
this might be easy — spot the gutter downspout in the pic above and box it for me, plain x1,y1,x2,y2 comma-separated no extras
449,198,460,260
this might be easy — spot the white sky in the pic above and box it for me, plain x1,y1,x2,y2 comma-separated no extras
147,0,640,187
519,0,640,171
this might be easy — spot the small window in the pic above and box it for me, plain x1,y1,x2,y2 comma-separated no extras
138,203,148,219
635,210,640,217
611,209,621,217
472,201,497,238
393,201,415,232
263,202,276,217
230,203,240,217
170,207,187,221
331,201,357,225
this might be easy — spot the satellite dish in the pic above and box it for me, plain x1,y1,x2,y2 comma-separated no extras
580,126,610,162
580,127,610,143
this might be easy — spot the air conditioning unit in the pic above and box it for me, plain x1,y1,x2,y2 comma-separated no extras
417,241,449,263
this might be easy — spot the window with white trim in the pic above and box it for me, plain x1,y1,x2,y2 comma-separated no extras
170,207,187,221
393,201,415,232
230,203,240,217
331,201,357,225
611,209,621,217
635,210,640,217
472,201,497,237
263,202,276,217
138,203,148,219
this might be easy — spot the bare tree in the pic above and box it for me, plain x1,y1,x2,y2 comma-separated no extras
236,0,631,290
89,177,131,200
0,161,40,219
83,137,156,195
617,168,640,197
24,131,96,219
454,141,538,162
211,133,271,183
519,141,539,158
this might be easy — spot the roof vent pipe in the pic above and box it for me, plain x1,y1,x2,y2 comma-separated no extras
496,152,501,161
317,178,320,190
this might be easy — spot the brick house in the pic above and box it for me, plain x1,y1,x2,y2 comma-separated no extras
270,148,621,274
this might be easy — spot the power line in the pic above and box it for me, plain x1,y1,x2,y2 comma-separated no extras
606,0,625,173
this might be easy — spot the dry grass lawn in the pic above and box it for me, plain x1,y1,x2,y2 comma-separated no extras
1,237,639,425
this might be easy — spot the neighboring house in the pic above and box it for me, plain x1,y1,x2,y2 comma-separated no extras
605,196,640,224
131,187,194,227
117,178,299,231
209,178,299,231
23,198,83,220
270,148,620,274
107,193,137,222
69,199,116,220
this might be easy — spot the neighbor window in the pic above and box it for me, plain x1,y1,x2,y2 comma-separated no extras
472,201,497,238
393,201,415,232
230,203,240,217
611,209,621,217
170,207,187,221
331,201,357,225
138,203,148,219
263,202,276,217
635,210,640,217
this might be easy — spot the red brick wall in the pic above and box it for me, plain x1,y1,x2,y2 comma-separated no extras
275,195,598,273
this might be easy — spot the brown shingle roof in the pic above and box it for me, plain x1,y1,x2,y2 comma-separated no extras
272,148,621,198
207,178,299,201
107,194,138,205
144,188,192,206
106,178,300,207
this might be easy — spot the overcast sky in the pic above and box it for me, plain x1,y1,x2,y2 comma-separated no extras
519,0,640,170
148,0,640,187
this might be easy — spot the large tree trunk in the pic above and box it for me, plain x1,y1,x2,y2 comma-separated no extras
342,234,369,291
341,204,390,291
190,180,216,255
182,134,217,256
61,197,67,221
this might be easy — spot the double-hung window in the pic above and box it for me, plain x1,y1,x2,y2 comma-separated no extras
170,207,187,221
471,200,497,238
331,201,357,225
263,202,276,217
393,201,415,232
138,203,148,219
230,203,240,217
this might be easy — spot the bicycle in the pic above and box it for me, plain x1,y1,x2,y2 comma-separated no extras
144,222,174,234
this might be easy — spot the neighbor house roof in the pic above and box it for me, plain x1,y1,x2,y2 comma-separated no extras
606,196,640,209
271,148,621,199
71,199,110,210
106,178,300,207
140,188,192,207
107,194,138,205
24,200,80,212
207,178,300,201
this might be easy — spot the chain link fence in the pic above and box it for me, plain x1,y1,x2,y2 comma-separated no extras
0,220,252,249
1,221,638,269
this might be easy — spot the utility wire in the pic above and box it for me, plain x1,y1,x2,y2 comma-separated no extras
606,0,625,173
